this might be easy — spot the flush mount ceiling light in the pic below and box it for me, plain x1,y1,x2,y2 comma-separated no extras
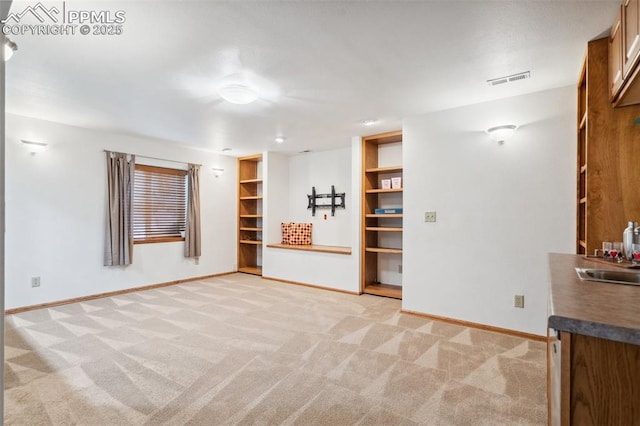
218,83,259,105
361,119,378,126
486,125,518,145
4,37,17,61
275,136,286,144
21,139,48,154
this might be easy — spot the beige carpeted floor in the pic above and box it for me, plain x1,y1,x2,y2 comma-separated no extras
4,273,547,425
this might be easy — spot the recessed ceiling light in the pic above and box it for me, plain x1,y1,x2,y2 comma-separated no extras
221,147,232,152
361,119,378,126
275,136,286,144
218,83,259,105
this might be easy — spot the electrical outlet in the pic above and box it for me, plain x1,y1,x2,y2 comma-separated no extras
424,211,437,222
514,294,524,308
31,276,41,288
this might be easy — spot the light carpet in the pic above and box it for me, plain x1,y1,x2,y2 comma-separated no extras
4,273,547,425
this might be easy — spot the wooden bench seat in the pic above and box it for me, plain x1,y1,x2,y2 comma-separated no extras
266,243,352,255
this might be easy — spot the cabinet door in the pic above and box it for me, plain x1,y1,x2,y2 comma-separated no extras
623,0,640,79
547,329,562,425
610,7,623,98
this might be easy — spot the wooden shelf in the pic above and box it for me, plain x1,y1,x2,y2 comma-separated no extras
366,214,403,219
365,247,402,254
240,240,262,245
239,178,263,184
239,154,263,161
365,227,403,232
239,214,263,218
363,283,402,299
240,196,263,200
363,130,403,145
365,166,403,173
366,188,403,194
238,266,262,275
240,227,262,232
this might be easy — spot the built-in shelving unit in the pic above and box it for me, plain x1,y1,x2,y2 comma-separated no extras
361,130,403,299
575,37,640,255
238,154,263,275
577,55,587,255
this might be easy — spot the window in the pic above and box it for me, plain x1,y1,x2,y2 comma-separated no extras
133,164,187,243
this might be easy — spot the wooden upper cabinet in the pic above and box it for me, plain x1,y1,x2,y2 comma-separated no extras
610,7,624,98
623,0,640,79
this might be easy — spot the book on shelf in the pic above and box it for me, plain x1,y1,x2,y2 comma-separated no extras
374,208,403,214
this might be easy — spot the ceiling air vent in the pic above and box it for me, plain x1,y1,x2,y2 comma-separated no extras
487,71,531,86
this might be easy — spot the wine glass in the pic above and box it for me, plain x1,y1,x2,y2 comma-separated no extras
632,244,640,264
612,242,623,262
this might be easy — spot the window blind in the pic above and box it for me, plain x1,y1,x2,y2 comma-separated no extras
133,164,187,241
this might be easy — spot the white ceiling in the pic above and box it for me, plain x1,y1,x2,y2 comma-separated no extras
5,0,619,156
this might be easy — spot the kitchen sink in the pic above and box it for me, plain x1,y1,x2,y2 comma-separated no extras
575,268,640,286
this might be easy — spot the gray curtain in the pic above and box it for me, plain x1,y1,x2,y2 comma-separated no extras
185,163,201,258
104,151,135,266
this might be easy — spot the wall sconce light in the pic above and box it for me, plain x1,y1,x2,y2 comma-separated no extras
212,167,224,178
21,139,48,154
486,125,518,145
4,37,17,61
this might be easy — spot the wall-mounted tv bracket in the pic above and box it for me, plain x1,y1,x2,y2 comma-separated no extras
307,185,346,216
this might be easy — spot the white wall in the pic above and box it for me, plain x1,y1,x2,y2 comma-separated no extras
262,145,360,293
263,152,289,246
402,86,576,336
5,114,237,310
287,147,352,246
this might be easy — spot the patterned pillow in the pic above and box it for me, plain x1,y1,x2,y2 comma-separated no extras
281,222,293,244
288,223,312,245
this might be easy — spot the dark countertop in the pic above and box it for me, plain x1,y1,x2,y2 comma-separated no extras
548,253,640,345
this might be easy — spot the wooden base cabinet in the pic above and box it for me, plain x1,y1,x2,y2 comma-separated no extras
548,331,640,425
